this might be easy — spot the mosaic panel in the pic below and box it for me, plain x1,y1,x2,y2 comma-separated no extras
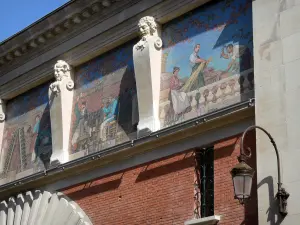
0,82,52,181
70,40,138,158
160,0,254,128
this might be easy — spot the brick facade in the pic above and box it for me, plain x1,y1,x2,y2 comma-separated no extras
63,132,258,225
214,131,258,225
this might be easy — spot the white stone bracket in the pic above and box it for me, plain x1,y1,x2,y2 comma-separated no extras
0,99,6,173
49,60,74,165
133,16,162,137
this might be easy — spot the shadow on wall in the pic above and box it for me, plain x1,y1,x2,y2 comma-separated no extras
213,137,239,160
135,153,194,182
65,173,124,201
34,102,52,170
62,152,194,201
257,176,284,225
119,58,139,135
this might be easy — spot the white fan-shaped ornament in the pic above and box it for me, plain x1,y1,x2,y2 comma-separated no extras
0,190,92,225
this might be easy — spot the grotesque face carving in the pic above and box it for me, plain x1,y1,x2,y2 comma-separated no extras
54,60,70,81
138,16,157,37
139,21,150,36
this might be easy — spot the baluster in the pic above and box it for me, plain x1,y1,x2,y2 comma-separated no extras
191,91,198,112
197,91,205,116
211,86,218,103
247,71,254,90
229,79,236,95
238,75,245,94
220,82,227,101
159,104,166,127
216,86,223,104
203,89,209,104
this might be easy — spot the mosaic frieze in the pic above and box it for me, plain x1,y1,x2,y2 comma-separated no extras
70,41,138,157
0,82,52,179
160,0,254,128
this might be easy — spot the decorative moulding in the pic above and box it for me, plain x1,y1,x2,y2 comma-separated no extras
184,216,221,225
0,0,122,69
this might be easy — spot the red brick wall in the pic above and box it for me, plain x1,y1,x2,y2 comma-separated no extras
214,131,258,225
62,132,258,225
63,152,195,225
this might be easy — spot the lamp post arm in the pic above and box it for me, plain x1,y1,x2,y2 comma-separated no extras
240,125,281,189
239,125,289,216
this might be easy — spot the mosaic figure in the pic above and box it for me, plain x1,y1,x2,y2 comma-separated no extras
181,44,211,92
168,67,191,124
100,96,118,142
220,44,253,74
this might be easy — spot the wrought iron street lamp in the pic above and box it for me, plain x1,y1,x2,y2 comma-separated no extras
231,125,289,216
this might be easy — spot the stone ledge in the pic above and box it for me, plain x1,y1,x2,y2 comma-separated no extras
0,106,254,200
184,216,221,225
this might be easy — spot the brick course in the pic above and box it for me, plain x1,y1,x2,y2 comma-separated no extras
62,132,258,225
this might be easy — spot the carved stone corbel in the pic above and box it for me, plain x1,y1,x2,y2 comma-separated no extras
133,16,162,136
0,99,6,122
49,60,74,164
49,60,74,95
0,99,6,173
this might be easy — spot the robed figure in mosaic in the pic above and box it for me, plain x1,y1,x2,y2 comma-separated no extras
181,44,211,92
168,67,191,124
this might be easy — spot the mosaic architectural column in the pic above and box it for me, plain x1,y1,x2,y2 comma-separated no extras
133,16,162,136
0,99,6,173
49,60,74,164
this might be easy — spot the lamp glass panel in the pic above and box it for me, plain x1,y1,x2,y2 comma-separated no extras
233,175,244,198
233,175,253,199
244,175,253,197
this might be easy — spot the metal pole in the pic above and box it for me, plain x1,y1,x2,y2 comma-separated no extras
240,125,281,189
240,125,289,216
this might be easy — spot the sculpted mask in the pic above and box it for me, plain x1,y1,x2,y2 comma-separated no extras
0,99,5,122
138,16,158,37
136,16,162,51
54,60,71,81
50,60,74,94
